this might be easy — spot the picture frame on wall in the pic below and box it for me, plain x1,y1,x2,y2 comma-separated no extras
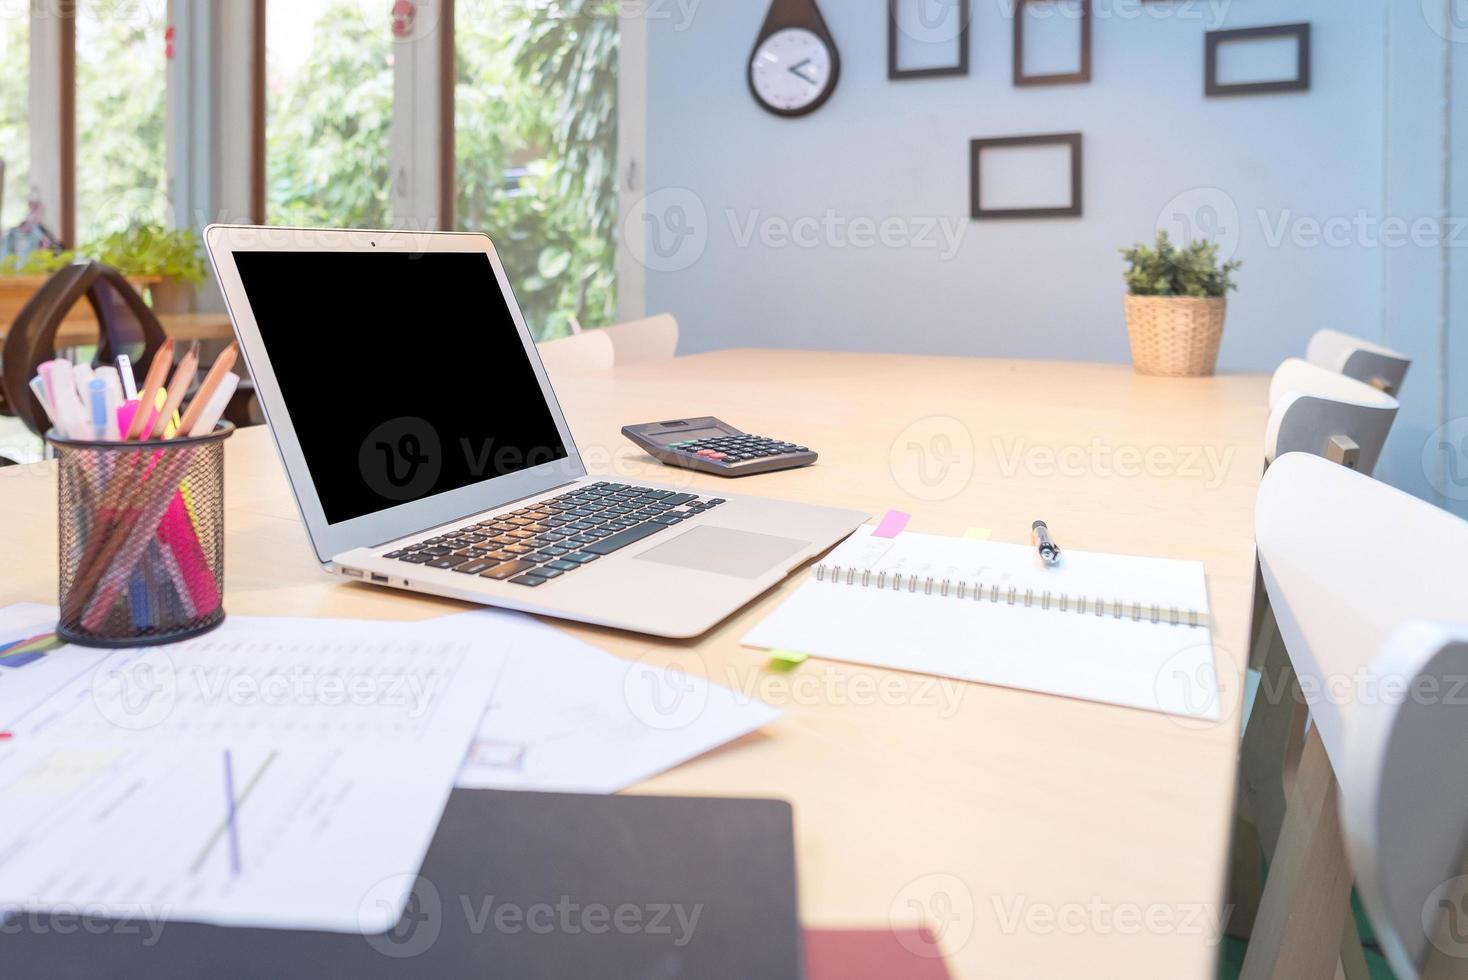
970,133,1084,219
889,0,971,80
1013,0,1091,87
1205,23,1312,96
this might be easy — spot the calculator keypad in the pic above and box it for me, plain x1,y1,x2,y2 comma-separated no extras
665,434,808,466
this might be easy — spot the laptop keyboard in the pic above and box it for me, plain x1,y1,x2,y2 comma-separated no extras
382,482,726,589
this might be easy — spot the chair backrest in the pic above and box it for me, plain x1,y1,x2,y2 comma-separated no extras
603,313,678,365
1307,329,1412,397
1256,453,1468,779
1,262,166,434
1341,620,1468,980
1265,358,1399,474
535,329,615,378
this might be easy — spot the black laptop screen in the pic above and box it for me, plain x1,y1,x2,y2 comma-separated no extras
232,250,570,525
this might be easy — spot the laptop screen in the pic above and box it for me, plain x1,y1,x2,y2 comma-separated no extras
232,250,570,525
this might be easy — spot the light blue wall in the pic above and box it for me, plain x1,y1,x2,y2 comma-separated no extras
642,0,1465,514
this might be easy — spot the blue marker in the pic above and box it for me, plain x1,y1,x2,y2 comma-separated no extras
89,377,109,441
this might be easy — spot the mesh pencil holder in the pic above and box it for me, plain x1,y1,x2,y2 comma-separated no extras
49,423,234,647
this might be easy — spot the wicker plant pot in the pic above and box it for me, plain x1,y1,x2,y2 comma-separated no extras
1124,294,1227,377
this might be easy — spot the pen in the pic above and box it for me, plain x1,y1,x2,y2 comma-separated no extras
115,353,139,401
1032,520,1061,565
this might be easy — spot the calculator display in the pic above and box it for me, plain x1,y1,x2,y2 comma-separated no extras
650,427,727,445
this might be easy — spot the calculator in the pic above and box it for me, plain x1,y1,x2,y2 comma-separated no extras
622,417,818,477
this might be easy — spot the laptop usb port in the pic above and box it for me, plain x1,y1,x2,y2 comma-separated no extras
370,573,390,584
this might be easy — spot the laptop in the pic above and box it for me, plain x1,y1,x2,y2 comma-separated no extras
205,225,866,638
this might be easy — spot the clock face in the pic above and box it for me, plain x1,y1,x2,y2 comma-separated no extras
750,28,835,115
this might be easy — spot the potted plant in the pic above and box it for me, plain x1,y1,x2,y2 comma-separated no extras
1120,231,1241,377
1,224,208,331
86,223,208,314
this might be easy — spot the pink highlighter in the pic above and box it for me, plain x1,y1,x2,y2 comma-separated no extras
111,401,219,621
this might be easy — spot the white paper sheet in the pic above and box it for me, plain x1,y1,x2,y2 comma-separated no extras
0,614,506,933
445,610,781,794
742,527,1221,720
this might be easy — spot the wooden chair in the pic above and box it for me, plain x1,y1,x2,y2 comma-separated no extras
1266,359,1399,476
1240,454,1468,979
1,262,168,436
1342,620,1468,980
1306,329,1412,397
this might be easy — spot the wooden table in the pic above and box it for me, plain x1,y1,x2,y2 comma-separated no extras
0,350,1270,979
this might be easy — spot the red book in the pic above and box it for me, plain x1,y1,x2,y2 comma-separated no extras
805,928,955,980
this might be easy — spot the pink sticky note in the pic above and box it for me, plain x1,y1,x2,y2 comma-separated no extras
873,510,911,538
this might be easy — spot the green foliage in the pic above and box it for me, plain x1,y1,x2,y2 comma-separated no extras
74,5,169,240
0,250,76,277
263,0,619,339
1121,231,1241,299
458,0,620,339
0,224,204,283
84,224,208,285
266,3,394,228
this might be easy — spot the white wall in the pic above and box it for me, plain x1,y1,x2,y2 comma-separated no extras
639,0,1466,514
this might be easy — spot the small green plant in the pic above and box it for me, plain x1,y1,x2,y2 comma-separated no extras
1121,231,1241,298
82,223,208,285
0,224,207,284
0,249,76,276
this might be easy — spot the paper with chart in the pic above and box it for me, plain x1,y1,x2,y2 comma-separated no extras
0,614,506,932
0,603,105,733
449,610,781,794
742,527,1221,720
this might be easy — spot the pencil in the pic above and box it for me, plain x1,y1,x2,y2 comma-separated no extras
125,339,174,441
150,343,200,439
178,342,237,436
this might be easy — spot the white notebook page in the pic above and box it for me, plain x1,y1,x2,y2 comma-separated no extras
743,528,1221,720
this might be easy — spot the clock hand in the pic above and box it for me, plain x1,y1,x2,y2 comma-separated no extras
787,58,819,84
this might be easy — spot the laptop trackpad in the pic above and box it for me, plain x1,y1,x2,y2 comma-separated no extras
633,526,810,579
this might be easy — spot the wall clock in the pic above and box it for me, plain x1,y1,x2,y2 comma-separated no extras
748,0,841,118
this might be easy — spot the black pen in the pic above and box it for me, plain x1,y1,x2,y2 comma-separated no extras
1032,521,1061,565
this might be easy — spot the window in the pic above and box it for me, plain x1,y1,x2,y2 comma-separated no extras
265,0,394,227
454,0,618,339
75,0,168,242
0,5,30,231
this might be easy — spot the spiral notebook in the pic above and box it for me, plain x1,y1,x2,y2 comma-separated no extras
742,526,1220,720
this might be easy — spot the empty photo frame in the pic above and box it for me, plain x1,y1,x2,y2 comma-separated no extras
970,133,1083,219
1013,0,1091,87
1206,23,1311,96
889,0,971,79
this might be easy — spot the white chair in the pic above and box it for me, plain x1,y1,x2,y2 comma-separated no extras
536,328,615,377
1306,329,1412,397
1343,621,1468,980
602,313,678,364
535,313,679,379
1266,358,1399,475
1240,454,1468,978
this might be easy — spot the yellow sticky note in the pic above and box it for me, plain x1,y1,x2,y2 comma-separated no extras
768,649,809,671
963,527,992,541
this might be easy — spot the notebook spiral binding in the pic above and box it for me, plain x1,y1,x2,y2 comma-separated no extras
813,563,1208,629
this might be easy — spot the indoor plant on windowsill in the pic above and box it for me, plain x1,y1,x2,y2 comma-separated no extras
87,223,208,314
1120,231,1241,377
